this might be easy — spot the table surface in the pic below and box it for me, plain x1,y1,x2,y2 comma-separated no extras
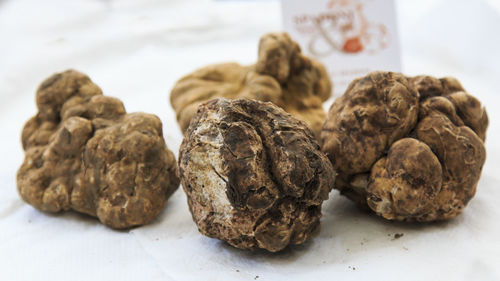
1,0,499,280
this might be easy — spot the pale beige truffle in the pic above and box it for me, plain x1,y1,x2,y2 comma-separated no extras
18,70,179,229
170,32,332,138
179,98,335,252
321,71,488,221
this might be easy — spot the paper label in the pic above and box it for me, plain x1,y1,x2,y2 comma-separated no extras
282,0,402,96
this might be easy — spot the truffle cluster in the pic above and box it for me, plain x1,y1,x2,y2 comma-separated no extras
321,71,488,221
18,70,179,229
170,32,332,138
18,64,488,253
179,98,335,252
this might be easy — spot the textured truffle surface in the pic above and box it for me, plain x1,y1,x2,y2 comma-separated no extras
170,32,332,138
321,71,488,222
179,98,335,252
18,70,179,229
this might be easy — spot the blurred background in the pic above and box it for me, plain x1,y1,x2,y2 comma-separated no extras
1,0,499,146
1,0,499,280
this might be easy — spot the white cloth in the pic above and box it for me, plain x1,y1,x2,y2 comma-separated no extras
0,0,499,280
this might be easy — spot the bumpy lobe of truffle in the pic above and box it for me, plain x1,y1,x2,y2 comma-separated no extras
18,70,179,229
321,71,488,222
170,32,332,138
179,98,335,252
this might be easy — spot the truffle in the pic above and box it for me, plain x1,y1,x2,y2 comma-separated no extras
321,71,488,221
179,98,335,252
170,32,332,138
18,70,179,229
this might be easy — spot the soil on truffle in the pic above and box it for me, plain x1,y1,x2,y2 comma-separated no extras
320,71,488,222
17,70,180,229
179,98,335,252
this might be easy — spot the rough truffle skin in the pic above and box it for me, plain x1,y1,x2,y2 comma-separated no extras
179,98,335,252
170,32,332,138
17,70,179,229
321,71,488,222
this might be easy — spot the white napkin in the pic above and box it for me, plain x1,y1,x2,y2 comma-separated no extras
0,0,499,280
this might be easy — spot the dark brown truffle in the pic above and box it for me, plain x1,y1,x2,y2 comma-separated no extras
18,70,179,229
170,32,332,138
321,71,488,221
179,98,335,252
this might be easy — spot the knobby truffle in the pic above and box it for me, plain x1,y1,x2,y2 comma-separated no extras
321,72,488,222
179,98,335,252
170,32,332,138
18,70,179,229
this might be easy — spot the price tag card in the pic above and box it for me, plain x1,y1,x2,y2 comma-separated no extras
282,0,402,96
